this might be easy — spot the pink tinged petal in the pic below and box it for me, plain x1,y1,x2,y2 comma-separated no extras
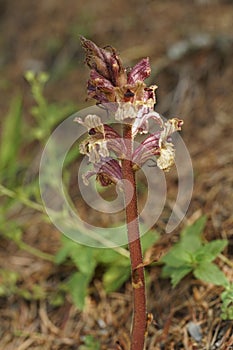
127,57,151,84
87,71,115,103
89,70,115,91
132,117,183,169
103,124,121,139
104,125,127,158
82,158,122,187
132,108,163,137
79,139,89,156
87,81,112,103
83,139,109,163
98,158,122,183
133,132,161,167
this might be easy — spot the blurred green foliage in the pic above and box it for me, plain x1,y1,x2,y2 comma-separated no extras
0,94,22,185
220,283,233,320
79,335,100,350
24,71,76,141
55,229,159,309
161,216,232,319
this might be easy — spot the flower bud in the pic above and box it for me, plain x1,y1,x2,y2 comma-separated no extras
80,36,127,88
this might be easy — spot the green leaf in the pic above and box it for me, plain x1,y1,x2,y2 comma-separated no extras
161,217,207,268
0,221,23,243
70,246,97,276
141,229,159,253
182,215,206,237
220,284,233,320
103,265,131,293
67,272,90,310
0,95,22,182
194,239,228,263
96,248,123,264
161,245,193,267
194,262,228,286
80,335,100,350
162,265,193,287
54,236,76,264
179,216,207,253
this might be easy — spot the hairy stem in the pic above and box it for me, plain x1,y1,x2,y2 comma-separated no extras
122,124,147,350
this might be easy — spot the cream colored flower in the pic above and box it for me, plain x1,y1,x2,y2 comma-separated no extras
157,141,175,172
157,118,183,172
75,114,104,133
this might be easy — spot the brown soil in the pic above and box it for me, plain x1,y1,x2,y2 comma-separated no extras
0,1,233,349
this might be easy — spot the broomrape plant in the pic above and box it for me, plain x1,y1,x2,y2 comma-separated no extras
76,36,183,350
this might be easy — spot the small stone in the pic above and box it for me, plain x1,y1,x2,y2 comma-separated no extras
187,321,202,342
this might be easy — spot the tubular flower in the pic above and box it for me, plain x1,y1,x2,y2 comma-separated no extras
131,104,162,137
133,118,183,171
75,115,108,163
82,158,122,187
75,114,125,164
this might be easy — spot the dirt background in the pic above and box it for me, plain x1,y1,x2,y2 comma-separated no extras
0,0,233,349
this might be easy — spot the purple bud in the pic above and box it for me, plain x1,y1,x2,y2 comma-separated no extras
127,58,151,84
80,36,127,91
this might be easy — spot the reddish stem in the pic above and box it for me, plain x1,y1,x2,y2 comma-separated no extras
121,124,147,350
